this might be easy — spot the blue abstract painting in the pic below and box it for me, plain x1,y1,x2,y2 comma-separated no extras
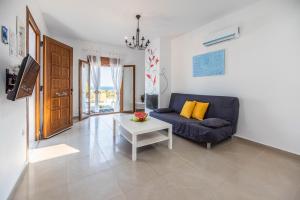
193,49,225,77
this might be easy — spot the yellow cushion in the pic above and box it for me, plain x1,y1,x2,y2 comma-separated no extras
180,101,196,119
192,101,209,120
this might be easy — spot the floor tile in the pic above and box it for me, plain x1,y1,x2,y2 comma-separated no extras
112,161,159,192
68,169,123,200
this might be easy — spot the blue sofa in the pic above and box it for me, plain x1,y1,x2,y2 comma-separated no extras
150,93,239,148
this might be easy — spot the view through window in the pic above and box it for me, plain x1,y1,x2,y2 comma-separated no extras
90,67,117,114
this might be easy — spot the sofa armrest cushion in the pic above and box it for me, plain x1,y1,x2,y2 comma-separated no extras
199,118,231,128
153,108,174,113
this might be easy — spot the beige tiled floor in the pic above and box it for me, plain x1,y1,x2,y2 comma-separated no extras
13,114,300,200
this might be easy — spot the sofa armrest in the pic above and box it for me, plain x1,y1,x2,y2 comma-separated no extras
153,108,174,113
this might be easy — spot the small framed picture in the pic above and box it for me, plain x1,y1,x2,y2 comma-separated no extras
1,26,9,44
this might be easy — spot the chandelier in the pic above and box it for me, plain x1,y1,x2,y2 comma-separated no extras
125,15,150,50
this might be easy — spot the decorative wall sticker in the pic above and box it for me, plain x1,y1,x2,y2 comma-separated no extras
145,48,159,94
1,26,8,44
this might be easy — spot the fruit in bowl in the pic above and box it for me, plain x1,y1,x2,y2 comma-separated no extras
132,112,148,122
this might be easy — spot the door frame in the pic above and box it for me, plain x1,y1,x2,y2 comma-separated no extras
121,65,136,113
43,35,73,138
26,6,41,141
78,59,90,121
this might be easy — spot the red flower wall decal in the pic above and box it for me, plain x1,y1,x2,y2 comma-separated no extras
146,48,159,90
146,74,151,79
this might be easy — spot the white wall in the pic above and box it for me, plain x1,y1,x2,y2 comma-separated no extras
0,0,48,199
46,36,145,117
159,37,172,108
171,0,300,155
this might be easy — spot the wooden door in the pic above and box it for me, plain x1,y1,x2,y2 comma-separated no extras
79,60,90,120
43,36,73,138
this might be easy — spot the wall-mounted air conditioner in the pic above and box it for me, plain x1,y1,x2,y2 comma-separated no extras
203,26,240,46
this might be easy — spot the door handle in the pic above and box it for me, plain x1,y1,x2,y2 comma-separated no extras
56,92,68,97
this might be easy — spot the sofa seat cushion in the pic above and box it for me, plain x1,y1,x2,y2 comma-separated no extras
150,112,200,139
154,108,174,113
150,112,233,143
150,112,199,125
186,123,233,143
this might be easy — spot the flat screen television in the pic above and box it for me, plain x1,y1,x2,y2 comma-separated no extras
7,54,40,101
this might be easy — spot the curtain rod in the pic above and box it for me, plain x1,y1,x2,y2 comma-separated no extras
81,48,124,57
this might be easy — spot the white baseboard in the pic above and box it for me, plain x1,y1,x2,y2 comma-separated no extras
234,135,299,157
7,162,28,200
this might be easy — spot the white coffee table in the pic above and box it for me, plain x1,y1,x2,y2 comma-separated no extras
113,114,172,161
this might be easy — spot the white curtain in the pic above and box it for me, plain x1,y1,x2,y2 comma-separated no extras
88,55,101,113
110,58,123,112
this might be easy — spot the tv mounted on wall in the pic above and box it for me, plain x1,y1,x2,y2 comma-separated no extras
7,54,40,101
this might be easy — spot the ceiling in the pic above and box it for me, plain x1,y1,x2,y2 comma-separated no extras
36,0,260,46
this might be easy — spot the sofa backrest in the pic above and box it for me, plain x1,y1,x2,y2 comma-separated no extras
169,93,239,133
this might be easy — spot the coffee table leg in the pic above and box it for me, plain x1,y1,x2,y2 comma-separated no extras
132,135,137,161
168,126,173,149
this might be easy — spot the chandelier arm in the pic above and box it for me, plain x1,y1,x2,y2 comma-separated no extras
140,39,144,47
138,46,146,50
126,43,135,49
